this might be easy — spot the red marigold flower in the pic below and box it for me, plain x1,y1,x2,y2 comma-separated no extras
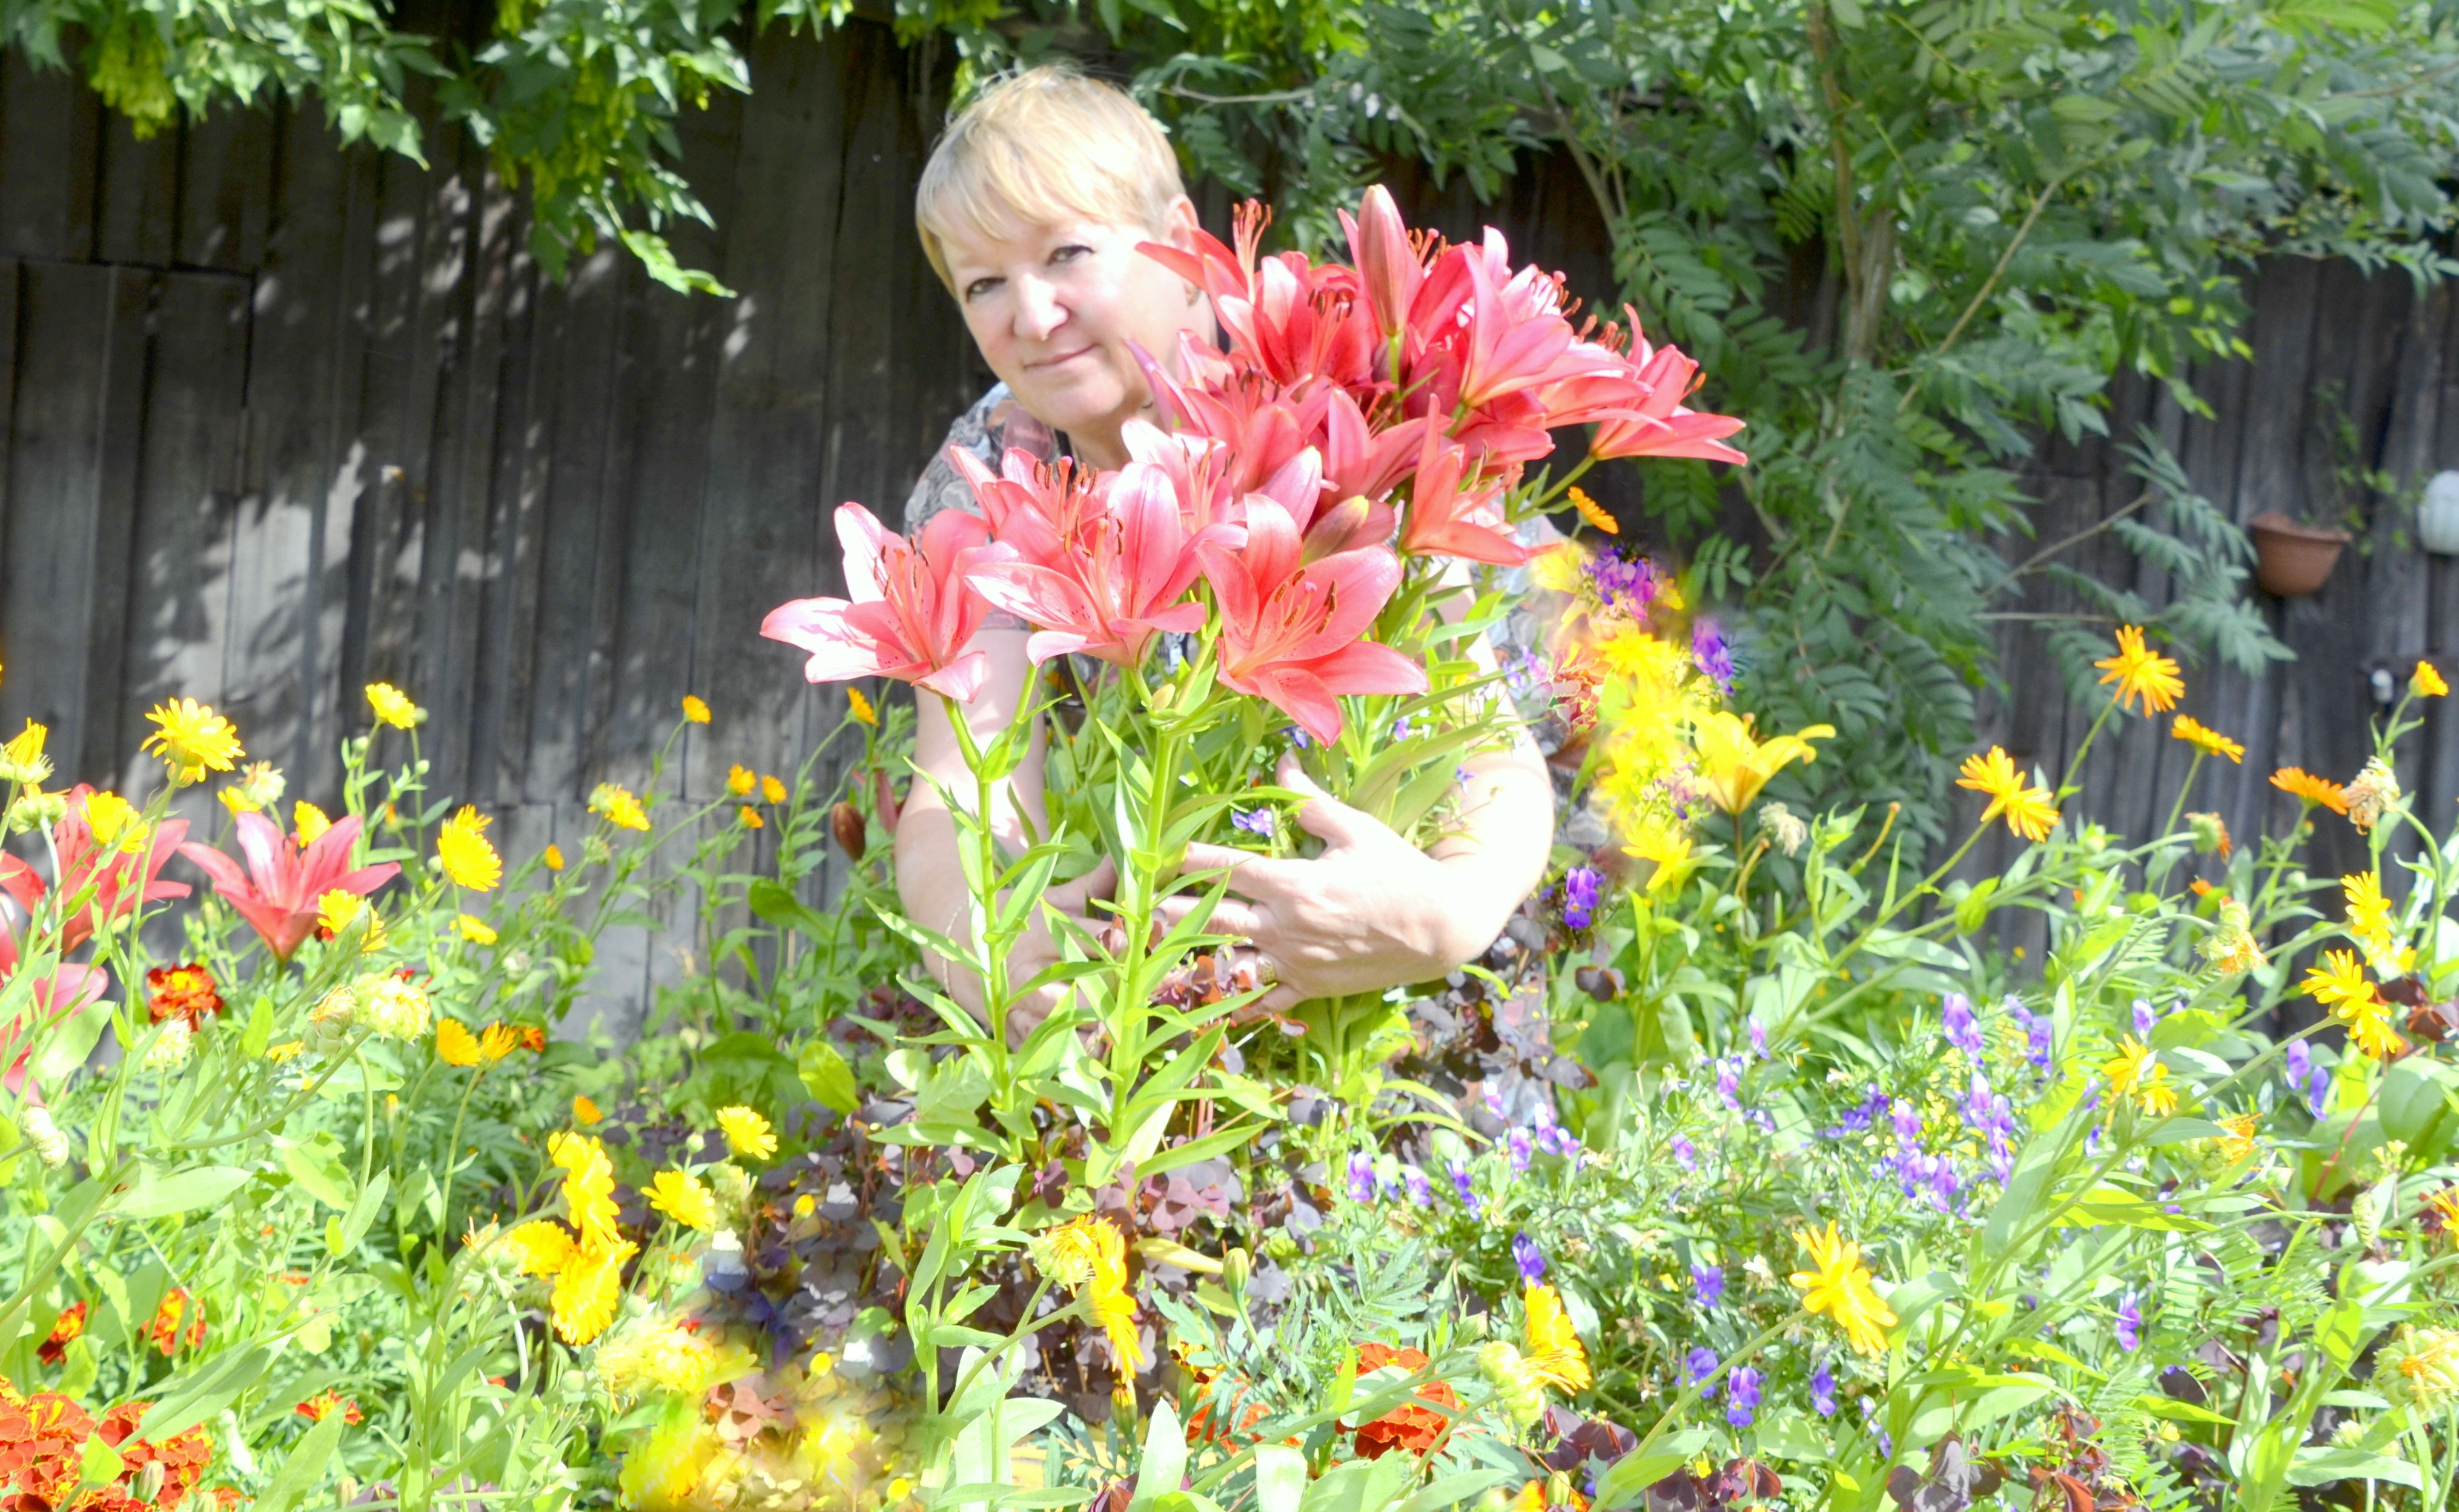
145,965,225,1031
38,1301,87,1365
144,1289,205,1356
294,1392,363,1426
1349,1343,1461,1458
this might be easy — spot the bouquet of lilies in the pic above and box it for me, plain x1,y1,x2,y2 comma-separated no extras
760,185,1746,1179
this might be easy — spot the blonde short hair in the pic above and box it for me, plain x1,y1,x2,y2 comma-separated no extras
916,64,1186,295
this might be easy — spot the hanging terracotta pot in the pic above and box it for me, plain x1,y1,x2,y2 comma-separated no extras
2248,511,2351,596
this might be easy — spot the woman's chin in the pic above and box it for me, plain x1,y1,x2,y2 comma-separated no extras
1011,375,1130,440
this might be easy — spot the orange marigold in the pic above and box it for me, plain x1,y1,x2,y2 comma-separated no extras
145,1289,205,1356
145,965,225,1031
1349,1343,1460,1458
37,1302,86,1366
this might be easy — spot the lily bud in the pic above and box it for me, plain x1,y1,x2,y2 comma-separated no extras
830,801,866,862
1301,495,1375,563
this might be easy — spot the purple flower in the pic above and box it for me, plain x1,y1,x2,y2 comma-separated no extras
1512,1232,1547,1283
1483,1087,1508,1120
1394,716,1414,739
2309,1067,2334,1120
1942,993,1984,1058
2286,1040,2312,1085
2085,1124,2103,1157
2114,1292,2143,1352
1403,1165,1431,1206
1346,1151,1379,1203
1533,1103,1580,1158
1692,619,1735,694
1960,1071,1996,1131
1693,1264,1724,1308
1716,1061,1743,1111
1810,1361,1837,1417
1589,551,1663,613
1286,726,1311,749
1749,1020,1769,1058
1449,1161,1482,1220
1233,807,1276,839
1876,1430,1893,1458
1508,1127,1535,1172
1927,1159,1961,1212
1726,1365,1762,1428
2131,999,2157,1038
1890,1098,1922,1145
1670,1134,1699,1171
1562,867,1604,930
2012,1002,2053,1074
1685,1347,1719,1397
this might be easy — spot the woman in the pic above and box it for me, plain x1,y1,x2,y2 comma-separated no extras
898,65,1556,1039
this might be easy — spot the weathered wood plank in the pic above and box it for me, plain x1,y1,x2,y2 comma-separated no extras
0,54,100,262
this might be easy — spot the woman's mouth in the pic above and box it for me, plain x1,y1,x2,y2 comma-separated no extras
1027,346,1096,371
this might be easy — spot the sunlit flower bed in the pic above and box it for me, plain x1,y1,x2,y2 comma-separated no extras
2,188,2457,1512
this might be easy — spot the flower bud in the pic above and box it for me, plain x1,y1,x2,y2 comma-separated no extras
830,801,866,862
22,1107,70,1169
144,1020,195,1072
1477,1341,1545,1429
5,790,65,834
358,976,431,1041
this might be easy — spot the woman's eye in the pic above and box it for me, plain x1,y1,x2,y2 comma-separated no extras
962,277,1002,302
1050,244,1093,265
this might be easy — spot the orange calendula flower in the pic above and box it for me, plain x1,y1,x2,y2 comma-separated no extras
478,1023,523,1061
2216,1113,2259,1163
2415,661,2449,699
2095,626,2184,715
682,695,711,724
1567,487,1618,535
717,1105,776,1159
2304,949,2408,1060
740,807,764,830
848,687,879,727
1956,747,2060,841
543,843,566,871
727,764,758,796
2171,716,2244,763
760,774,788,806
572,1094,602,1126
293,800,333,847
1521,1283,1590,1392
2272,767,2350,815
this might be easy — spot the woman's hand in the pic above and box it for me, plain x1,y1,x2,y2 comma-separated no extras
1162,751,1551,1015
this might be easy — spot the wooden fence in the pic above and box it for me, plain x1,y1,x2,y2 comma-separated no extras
0,16,2451,1020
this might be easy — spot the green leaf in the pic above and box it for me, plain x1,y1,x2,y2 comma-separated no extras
282,1140,353,1210
117,1164,253,1220
254,1402,349,1512
618,229,734,297
798,1040,860,1115
1597,1430,1715,1509
2287,1447,2420,1489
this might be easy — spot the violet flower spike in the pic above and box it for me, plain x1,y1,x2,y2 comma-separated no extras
1232,807,1276,839
1809,1361,1838,1417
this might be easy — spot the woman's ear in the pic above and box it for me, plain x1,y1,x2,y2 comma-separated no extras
1161,194,1203,251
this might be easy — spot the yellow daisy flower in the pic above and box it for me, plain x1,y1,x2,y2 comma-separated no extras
848,688,879,727
1522,1284,1591,1393
142,698,243,784
1567,487,1619,534
437,806,503,891
366,682,423,730
1956,747,2060,840
293,801,332,845
2170,716,2243,763
646,1170,718,1232
2415,661,2449,699
437,1018,483,1068
717,1105,776,1160
682,695,712,724
1789,1222,1896,1357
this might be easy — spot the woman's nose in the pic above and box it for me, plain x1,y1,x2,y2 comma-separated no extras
1011,275,1068,342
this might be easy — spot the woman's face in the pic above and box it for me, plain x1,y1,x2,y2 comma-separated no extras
938,198,1212,465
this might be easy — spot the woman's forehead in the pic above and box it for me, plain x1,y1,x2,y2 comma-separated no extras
936,207,1135,268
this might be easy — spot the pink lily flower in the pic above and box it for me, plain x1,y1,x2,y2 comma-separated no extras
965,462,1225,668
1199,498,1426,746
0,914,110,1094
1139,204,1378,391
0,786,190,952
761,503,1000,702
1589,339,1748,465
177,811,399,961
1398,431,1532,567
